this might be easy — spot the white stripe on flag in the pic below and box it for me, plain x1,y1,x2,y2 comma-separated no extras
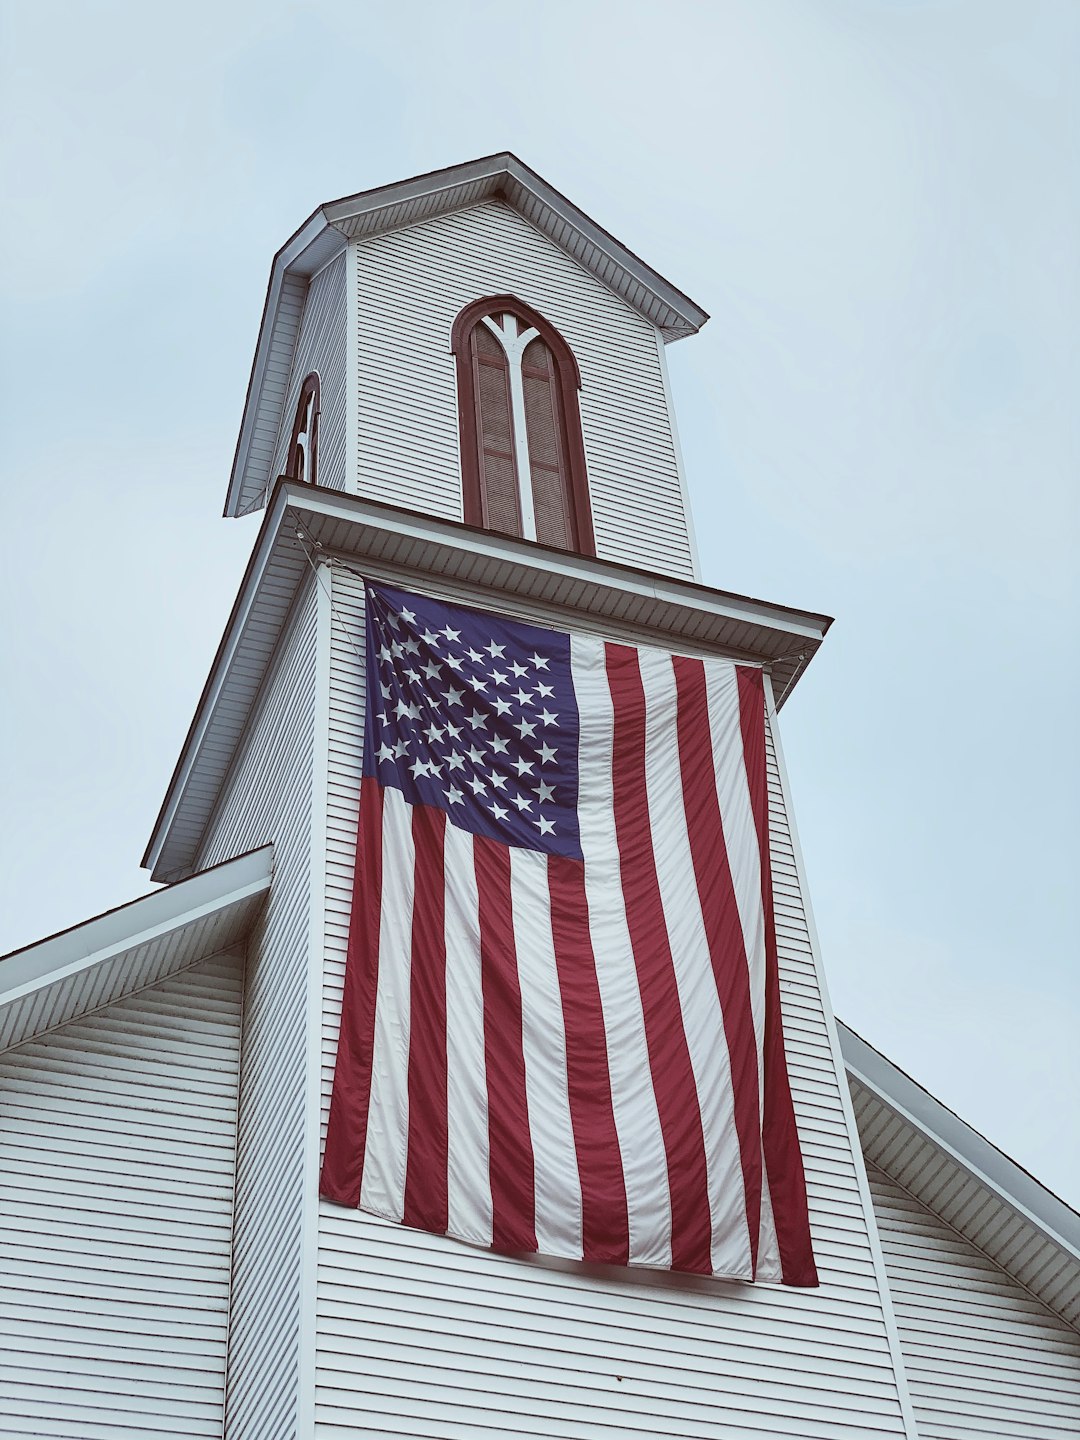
636,647,754,1279
508,844,584,1261
703,662,767,1056
703,661,782,1279
360,785,414,1222
756,1170,783,1283
443,820,493,1247
570,631,672,1269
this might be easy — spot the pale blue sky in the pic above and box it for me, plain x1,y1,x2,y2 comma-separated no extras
1,0,1077,1201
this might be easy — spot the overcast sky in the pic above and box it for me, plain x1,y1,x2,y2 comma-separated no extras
1,0,1077,1204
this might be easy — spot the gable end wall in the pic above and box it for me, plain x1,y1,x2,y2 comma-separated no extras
0,956,243,1439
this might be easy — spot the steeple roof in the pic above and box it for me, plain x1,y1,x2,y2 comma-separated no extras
225,153,709,518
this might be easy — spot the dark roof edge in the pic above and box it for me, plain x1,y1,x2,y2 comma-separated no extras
321,152,710,330
0,847,274,1000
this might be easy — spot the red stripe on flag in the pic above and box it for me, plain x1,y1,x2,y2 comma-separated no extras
402,803,450,1236
474,835,537,1254
321,776,384,1207
548,855,630,1267
605,642,713,1276
736,668,818,1287
671,655,763,1274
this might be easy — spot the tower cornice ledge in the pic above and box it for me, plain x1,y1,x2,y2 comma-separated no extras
144,480,831,882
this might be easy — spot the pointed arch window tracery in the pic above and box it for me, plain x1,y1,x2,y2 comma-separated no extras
452,297,594,555
285,372,320,486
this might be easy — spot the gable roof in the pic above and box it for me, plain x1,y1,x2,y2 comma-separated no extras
225,153,710,518
840,1020,1080,1329
0,847,273,1053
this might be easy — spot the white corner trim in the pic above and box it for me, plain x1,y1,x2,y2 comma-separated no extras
346,240,360,495
763,675,921,1440
653,326,701,582
296,560,333,1438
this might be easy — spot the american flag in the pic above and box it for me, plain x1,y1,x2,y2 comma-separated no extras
321,581,817,1286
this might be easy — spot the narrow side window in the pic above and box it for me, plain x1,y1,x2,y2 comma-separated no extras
285,372,320,485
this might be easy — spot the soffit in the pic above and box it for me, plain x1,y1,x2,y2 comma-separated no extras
226,153,709,517
841,1021,1080,1329
0,847,273,1053
147,482,832,882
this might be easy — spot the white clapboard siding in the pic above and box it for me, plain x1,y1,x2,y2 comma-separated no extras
0,954,242,1439
312,564,911,1439
350,202,697,581
271,252,349,494
195,577,319,1440
867,1162,1080,1440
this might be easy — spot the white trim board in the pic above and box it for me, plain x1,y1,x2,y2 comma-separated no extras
0,847,272,1052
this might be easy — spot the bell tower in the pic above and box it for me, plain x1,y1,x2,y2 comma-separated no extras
141,156,923,1440
224,153,706,581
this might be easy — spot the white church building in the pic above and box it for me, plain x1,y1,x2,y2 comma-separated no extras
2,154,1077,1440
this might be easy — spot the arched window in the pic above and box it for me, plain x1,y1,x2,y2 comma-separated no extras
285,372,320,485
452,297,594,554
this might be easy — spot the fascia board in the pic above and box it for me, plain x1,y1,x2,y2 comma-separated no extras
839,1020,1080,1262
321,151,708,336
321,151,512,228
0,846,273,1004
289,484,830,648
143,488,294,870
500,155,709,335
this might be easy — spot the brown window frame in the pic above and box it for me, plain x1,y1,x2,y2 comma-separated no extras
285,371,321,485
451,296,595,556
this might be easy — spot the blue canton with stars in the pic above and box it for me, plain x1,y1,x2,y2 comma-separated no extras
363,582,582,861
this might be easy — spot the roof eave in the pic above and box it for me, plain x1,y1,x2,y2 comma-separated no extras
147,482,832,881
0,847,273,1052
839,1020,1080,1262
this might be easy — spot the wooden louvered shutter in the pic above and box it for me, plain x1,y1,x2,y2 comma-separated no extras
521,336,574,549
471,323,522,536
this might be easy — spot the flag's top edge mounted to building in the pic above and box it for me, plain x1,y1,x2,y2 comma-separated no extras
322,580,818,1289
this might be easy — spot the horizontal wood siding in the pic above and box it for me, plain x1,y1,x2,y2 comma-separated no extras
312,566,910,1438
0,954,243,1438
273,253,349,494
868,1162,1080,1440
350,203,697,579
195,578,319,1439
